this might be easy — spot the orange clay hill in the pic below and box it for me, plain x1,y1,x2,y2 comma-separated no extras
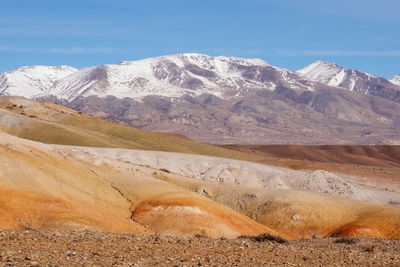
0,131,282,239
0,96,399,239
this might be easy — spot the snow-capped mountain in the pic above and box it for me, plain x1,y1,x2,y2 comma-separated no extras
298,61,400,102
49,53,314,102
0,65,77,98
391,74,400,86
1,54,396,104
1,54,400,145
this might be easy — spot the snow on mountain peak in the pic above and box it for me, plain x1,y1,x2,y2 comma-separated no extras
1,54,399,109
0,54,314,102
118,53,268,68
0,65,78,98
390,74,400,86
298,61,345,85
49,54,283,102
297,60,400,99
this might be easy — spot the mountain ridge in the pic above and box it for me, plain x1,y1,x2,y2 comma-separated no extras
48,53,311,102
1,54,400,144
298,60,400,102
1,54,399,103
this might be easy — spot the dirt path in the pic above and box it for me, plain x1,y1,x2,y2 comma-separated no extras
0,230,399,266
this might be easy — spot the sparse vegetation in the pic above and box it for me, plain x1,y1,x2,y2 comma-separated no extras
240,233,287,244
363,245,375,253
334,237,356,244
18,220,36,231
194,233,206,238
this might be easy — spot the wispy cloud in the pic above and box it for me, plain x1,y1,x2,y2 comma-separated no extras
275,49,400,57
44,47,124,54
0,46,128,54
212,48,263,57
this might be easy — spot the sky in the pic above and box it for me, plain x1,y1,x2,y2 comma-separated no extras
0,0,399,79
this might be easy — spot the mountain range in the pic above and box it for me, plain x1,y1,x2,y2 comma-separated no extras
1,53,400,144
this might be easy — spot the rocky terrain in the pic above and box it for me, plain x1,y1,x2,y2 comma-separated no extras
0,230,399,266
1,54,400,144
64,88,400,144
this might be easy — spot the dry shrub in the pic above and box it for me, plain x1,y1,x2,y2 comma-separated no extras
334,237,356,244
240,233,287,244
363,245,375,253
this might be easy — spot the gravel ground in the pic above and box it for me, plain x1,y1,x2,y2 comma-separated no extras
0,230,399,266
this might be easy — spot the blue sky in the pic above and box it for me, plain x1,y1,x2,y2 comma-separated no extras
1,0,399,79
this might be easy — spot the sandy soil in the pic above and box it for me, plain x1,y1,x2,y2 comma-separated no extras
0,230,399,266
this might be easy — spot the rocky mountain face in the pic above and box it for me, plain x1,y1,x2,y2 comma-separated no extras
1,53,400,144
298,61,400,103
65,88,400,144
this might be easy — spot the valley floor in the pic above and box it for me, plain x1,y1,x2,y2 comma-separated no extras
0,230,399,266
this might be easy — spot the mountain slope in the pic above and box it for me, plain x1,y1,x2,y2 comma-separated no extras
0,65,77,98
298,61,400,102
0,96,261,159
64,85,400,144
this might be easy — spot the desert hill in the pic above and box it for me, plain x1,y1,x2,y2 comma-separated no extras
0,132,399,239
0,131,275,238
